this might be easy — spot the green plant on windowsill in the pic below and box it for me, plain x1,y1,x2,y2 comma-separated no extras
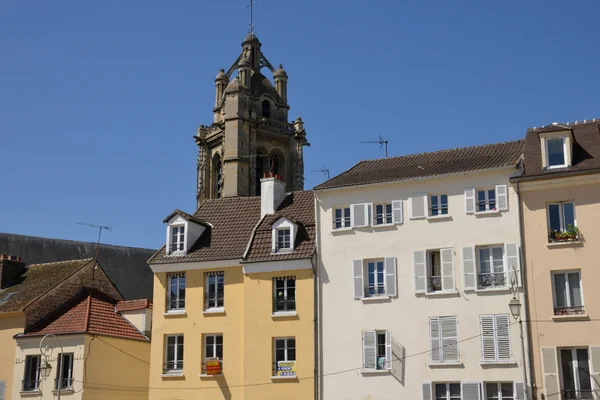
552,225,580,242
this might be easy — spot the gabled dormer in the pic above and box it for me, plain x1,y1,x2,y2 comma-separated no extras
163,210,209,256
539,125,574,170
271,217,297,253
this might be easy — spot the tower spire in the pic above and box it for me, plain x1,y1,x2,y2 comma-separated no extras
247,0,257,35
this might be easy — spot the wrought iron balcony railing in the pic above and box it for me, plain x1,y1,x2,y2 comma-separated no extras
365,286,386,297
561,389,594,399
163,362,184,373
204,294,224,309
55,377,74,390
428,276,442,292
554,306,585,316
273,298,296,313
478,272,506,287
21,379,40,392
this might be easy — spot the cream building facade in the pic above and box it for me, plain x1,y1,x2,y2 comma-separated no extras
314,141,530,400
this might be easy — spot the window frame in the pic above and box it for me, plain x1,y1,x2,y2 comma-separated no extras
364,259,386,298
547,201,576,233
203,334,224,374
273,276,296,313
55,353,74,390
429,194,449,216
22,355,41,392
477,245,506,288
426,250,442,292
476,189,497,213
373,202,393,225
164,334,184,373
552,270,584,312
204,271,225,310
167,272,186,311
333,206,351,229
273,337,296,377
434,382,461,400
545,136,568,169
484,382,515,400
170,225,185,254
558,347,593,397
276,227,292,252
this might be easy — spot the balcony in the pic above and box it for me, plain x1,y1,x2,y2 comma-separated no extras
428,276,442,292
554,306,585,316
478,272,506,288
21,380,40,392
561,390,594,399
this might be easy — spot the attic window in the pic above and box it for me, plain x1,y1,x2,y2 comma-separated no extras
171,226,185,253
540,132,572,170
277,228,291,251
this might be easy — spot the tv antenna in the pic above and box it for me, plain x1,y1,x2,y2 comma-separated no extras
77,222,113,260
311,165,330,180
361,135,389,158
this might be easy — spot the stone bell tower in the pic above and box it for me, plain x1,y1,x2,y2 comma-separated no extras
194,33,309,207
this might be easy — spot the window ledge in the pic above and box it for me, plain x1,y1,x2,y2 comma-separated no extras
272,311,297,318
271,250,294,255
203,308,225,315
331,227,353,234
164,310,186,317
271,375,299,381
427,214,452,221
361,296,391,303
161,373,185,379
371,223,397,229
199,374,224,378
474,210,501,217
428,362,463,368
360,369,391,375
166,251,186,257
480,360,517,366
552,313,589,322
547,240,582,248
20,391,42,397
52,388,75,394
424,290,459,297
475,287,512,293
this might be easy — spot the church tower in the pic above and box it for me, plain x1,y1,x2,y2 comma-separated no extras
194,33,310,207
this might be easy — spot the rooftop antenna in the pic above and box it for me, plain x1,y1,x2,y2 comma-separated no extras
311,165,330,180
247,0,257,35
77,222,112,260
361,135,389,157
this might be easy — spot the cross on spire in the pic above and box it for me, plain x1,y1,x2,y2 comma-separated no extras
247,0,257,35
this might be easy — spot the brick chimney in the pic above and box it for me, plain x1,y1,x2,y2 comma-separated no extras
0,254,26,289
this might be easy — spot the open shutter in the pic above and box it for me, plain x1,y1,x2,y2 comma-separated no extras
541,347,560,400
495,314,511,361
353,260,363,299
362,331,377,369
391,341,405,375
410,194,427,219
440,248,455,291
413,250,426,294
385,257,397,297
0,381,5,400
429,318,440,362
422,382,432,400
351,203,370,228
505,243,521,287
440,316,458,362
465,188,475,214
385,330,392,370
514,382,525,400
496,184,508,211
461,382,481,400
392,200,403,224
590,346,600,390
480,315,497,362
462,246,477,291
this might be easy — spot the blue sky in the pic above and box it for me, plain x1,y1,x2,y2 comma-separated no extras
1,1,599,249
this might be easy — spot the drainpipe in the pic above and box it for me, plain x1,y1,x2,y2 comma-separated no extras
312,193,321,400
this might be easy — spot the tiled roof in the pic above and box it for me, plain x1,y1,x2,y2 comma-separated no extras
148,197,262,264
313,140,524,190
115,299,152,312
163,209,209,226
0,259,94,313
22,291,148,341
516,120,600,180
244,191,315,263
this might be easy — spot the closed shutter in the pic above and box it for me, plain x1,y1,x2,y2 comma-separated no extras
353,260,363,299
504,243,521,287
385,330,392,370
413,250,426,294
385,257,397,297
422,382,432,400
495,314,511,360
0,381,5,400
496,185,508,211
362,331,377,369
465,188,476,214
461,382,481,400
441,248,455,291
480,315,496,362
462,246,477,291
410,194,427,219
429,318,440,362
541,347,560,400
392,200,403,224
590,346,600,391
514,382,525,400
351,203,370,228
440,316,458,362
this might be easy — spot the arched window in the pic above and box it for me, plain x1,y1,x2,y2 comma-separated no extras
255,149,267,196
270,152,282,178
212,154,222,199
262,100,271,118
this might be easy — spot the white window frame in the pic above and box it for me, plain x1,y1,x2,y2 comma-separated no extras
477,245,506,288
434,382,461,400
429,194,449,216
55,353,74,389
276,227,291,251
552,271,584,310
364,259,386,297
547,201,576,233
205,271,224,310
22,355,41,392
164,335,184,373
476,189,497,212
273,276,296,313
545,136,568,169
203,334,223,373
170,225,186,254
484,382,515,400
558,347,593,396
373,202,393,225
167,272,186,311
333,206,351,229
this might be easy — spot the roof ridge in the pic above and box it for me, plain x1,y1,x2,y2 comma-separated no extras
0,232,156,252
529,118,600,130
27,258,95,268
83,295,92,332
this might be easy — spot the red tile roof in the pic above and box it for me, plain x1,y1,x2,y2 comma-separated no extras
22,291,148,341
115,299,152,312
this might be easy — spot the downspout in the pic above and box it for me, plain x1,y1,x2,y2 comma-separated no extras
312,193,321,400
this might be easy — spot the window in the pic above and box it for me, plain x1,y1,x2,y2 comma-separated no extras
430,194,449,216
435,383,461,400
546,137,567,168
353,258,397,299
374,203,392,225
429,316,458,363
547,202,577,241
273,277,295,313
262,100,271,118
203,334,223,375
477,189,496,212
478,246,505,288
205,271,224,310
55,353,74,390
22,355,41,392
427,250,442,292
167,273,185,311
485,382,514,400
276,228,291,251
213,154,222,199
559,348,593,399
553,271,583,315
365,259,385,297
164,335,184,373
480,314,511,362
414,249,455,294
170,226,185,253
333,207,351,229
362,330,390,370
274,338,296,376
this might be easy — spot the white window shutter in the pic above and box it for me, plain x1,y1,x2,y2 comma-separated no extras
385,330,392,370
462,246,477,291
422,382,432,400
514,382,525,400
392,200,403,224
495,314,511,361
480,315,496,362
504,243,521,287
440,316,458,362
440,248,455,291
429,318,440,362
413,250,426,294
496,184,508,211
410,194,427,219
353,260,364,299
362,330,377,369
541,347,560,400
465,188,475,214
0,381,5,400
385,257,397,297
461,382,481,400
351,203,369,227
590,346,600,387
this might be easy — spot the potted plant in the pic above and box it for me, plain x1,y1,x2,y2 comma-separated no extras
565,224,579,241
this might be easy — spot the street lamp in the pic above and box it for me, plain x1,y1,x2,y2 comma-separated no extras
39,334,64,400
38,360,52,379
509,297,521,320
508,295,530,400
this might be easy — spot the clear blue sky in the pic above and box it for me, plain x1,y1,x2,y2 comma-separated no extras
1,1,599,249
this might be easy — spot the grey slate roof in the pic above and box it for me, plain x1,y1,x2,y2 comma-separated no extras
314,140,524,190
0,233,155,300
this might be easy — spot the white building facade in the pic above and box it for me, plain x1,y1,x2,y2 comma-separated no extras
315,141,530,400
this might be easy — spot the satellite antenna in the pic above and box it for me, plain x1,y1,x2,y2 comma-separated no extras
77,222,113,260
311,165,330,180
361,135,389,158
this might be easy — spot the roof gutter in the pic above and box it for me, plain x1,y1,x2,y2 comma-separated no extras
510,167,600,183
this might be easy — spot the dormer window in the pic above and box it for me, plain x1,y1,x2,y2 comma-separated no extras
272,217,296,253
540,131,573,170
164,210,208,257
171,226,185,253
277,228,291,251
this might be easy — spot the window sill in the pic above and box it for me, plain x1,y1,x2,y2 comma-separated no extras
480,360,517,366
428,362,463,368
423,290,459,297
161,372,185,379
272,311,297,318
547,240,582,248
271,250,294,255
52,388,75,394
20,391,42,397
475,286,512,293
427,214,452,221
164,310,186,317
271,375,299,381
360,369,391,375
361,296,391,303
331,227,353,235
203,308,225,315
474,210,501,217
166,251,186,257
199,374,224,378
552,313,589,322
371,223,397,229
